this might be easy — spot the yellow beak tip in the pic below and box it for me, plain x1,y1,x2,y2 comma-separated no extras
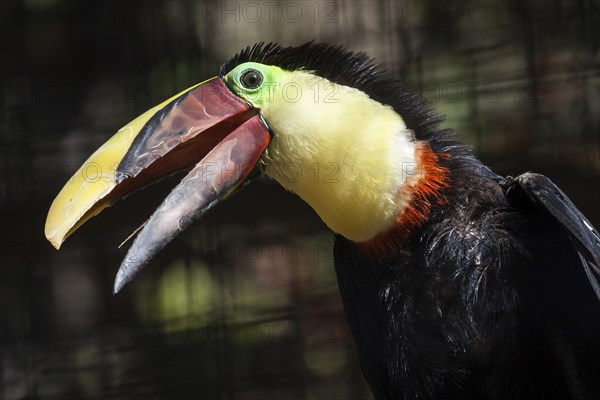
44,225,65,250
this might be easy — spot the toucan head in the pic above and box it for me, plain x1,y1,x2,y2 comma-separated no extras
45,42,449,293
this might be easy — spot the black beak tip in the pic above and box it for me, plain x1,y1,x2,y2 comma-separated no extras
113,268,129,294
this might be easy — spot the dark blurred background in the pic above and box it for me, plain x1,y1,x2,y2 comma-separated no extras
1,1,599,399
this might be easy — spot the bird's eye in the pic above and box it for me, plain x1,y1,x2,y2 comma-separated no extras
240,69,263,89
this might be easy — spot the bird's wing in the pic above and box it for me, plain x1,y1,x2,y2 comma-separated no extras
503,172,600,301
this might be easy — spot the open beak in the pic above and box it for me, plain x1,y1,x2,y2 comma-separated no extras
45,77,271,293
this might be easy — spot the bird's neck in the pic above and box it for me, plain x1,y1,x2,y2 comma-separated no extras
259,73,449,243
358,141,450,256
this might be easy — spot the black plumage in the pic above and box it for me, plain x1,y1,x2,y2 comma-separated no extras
222,43,600,399
336,169,600,399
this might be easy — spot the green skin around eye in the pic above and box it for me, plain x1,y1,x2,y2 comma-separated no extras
224,62,286,109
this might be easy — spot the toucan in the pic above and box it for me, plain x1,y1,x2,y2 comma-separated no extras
45,43,600,399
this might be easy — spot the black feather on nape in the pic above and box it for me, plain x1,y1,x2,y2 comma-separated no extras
219,41,450,148
219,41,379,89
